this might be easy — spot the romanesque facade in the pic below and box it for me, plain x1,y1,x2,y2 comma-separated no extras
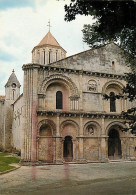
0,31,136,164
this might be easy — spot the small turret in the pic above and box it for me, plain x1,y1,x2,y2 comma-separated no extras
5,70,21,102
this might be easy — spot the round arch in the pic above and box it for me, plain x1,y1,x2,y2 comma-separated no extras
102,80,125,94
40,74,79,96
60,120,79,138
107,122,125,160
37,119,56,136
83,121,101,136
106,121,127,137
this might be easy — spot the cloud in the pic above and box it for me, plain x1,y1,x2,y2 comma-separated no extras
0,49,17,61
0,0,93,95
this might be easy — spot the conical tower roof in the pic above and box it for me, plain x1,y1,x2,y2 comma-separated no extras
32,31,66,52
37,31,60,47
5,70,21,88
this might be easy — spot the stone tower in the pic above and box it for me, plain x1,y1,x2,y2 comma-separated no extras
5,70,21,103
2,70,21,149
32,31,66,64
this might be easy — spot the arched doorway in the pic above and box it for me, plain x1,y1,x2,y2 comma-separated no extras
63,136,73,162
108,129,122,160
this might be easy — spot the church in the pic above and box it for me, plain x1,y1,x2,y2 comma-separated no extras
0,30,136,164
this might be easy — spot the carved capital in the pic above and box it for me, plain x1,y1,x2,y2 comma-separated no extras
38,94,45,98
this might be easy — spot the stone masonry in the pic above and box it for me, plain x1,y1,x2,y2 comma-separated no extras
0,31,136,163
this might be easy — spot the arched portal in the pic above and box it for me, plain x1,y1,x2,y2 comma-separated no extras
63,136,73,162
108,129,122,160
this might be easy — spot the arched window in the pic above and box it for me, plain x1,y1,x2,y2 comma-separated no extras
43,50,45,64
56,91,63,109
49,50,51,64
12,83,16,88
12,90,15,100
110,92,116,112
56,50,58,62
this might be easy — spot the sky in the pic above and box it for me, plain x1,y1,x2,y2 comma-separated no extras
0,0,93,95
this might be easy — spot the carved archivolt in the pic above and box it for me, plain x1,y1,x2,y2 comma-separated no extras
40,74,79,96
102,80,125,94
60,119,79,137
84,121,101,136
106,121,127,136
37,119,56,136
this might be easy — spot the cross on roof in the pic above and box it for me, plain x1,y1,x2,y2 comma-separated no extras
47,20,52,32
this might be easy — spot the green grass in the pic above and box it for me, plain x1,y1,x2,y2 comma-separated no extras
0,153,10,157
0,153,20,173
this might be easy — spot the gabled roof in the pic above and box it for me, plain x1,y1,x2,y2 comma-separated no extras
5,71,21,88
37,31,60,47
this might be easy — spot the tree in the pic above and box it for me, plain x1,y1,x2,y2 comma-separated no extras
64,0,136,134
64,1,136,61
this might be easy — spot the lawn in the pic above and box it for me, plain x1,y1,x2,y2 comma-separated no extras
0,153,20,173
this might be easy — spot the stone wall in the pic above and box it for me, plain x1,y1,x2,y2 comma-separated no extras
0,100,5,150
50,43,130,74
12,94,24,151
21,43,136,163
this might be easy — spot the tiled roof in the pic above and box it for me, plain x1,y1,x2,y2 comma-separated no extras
37,31,61,47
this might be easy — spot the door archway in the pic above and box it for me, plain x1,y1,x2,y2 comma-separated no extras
108,129,122,160
63,136,73,162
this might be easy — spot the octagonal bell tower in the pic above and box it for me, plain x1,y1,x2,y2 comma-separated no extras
32,31,66,65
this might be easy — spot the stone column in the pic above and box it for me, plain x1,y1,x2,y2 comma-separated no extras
55,114,63,163
31,68,38,162
78,116,84,161
73,139,76,161
79,74,83,110
120,137,127,160
22,64,39,163
128,137,136,161
100,116,108,162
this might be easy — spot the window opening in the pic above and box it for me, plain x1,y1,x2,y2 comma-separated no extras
56,91,63,109
43,50,45,64
56,52,57,61
110,92,116,112
49,50,51,64
13,90,15,100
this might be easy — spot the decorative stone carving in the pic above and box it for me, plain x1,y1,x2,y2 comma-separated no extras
87,125,94,135
88,80,97,92
38,94,45,98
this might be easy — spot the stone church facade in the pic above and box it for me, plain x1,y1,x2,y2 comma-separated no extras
0,31,136,164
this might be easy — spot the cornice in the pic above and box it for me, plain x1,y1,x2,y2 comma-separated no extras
22,63,41,70
22,63,126,80
32,44,66,53
37,110,126,119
